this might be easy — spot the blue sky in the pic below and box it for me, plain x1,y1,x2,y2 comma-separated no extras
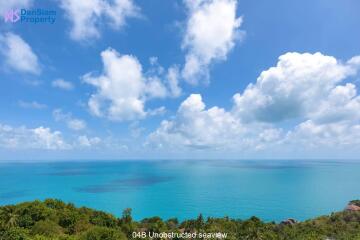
0,0,360,160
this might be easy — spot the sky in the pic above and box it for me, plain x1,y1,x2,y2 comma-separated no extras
0,0,360,161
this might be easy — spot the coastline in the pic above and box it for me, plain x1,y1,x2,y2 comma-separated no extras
1,199,360,240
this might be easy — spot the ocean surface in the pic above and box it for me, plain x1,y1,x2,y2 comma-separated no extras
0,160,359,222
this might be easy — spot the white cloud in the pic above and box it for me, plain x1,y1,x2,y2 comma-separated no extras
0,124,69,150
146,76,168,99
0,123,104,151
310,83,360,124
83,48,147,121
60,0,140,41
52,79,74,90
0,0,32,13
83,48,173,121
53,109,86,131
149,94,246,149
286,120,360,149
149,52,360,154
0,32,41,74
18,100,47,109
67,119,87,131
148,106,166,116
181,0,243,84
232,52,360,123
147,57,182,98
167,66,182,97
77,135,101,147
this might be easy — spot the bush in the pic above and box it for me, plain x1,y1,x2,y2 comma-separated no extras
80,226,127,240
89,211,117,228
31,220,63,237
1,199,360,240
0,227,30,240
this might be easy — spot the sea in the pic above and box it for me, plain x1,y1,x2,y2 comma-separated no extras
0,160,359,222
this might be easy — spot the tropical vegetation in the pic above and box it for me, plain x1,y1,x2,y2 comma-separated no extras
0,199,359,240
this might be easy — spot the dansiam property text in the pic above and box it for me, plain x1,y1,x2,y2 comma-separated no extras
4,8,56,24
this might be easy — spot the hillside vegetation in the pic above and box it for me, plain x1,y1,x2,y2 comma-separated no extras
1,199,360,240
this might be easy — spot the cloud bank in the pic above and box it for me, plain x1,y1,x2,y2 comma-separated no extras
0,124,69,150
149,52,360,154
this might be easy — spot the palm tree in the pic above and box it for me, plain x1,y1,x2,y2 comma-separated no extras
0,206,18,228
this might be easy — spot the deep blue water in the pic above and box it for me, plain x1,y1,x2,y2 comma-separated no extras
0,160,359,222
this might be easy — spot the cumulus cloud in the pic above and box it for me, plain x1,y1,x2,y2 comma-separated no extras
83,48,176,121
149,52,360,153
149,94,284,151
53,109,86,131
60,0,140,41
232,52,360,123
0,32,41,74
149,94,245,149
83,49,147,121
18,100,47,109
52,79,74,90
181,0,243,84
286,120,360,149
0,0,32,13
0,123,104,151
310,83,360,124
0,124,69,150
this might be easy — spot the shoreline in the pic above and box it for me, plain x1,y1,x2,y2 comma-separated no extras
1,199,359,239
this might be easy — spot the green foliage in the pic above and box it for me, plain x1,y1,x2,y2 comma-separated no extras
0,206,19,229
80,226,126,240
31,220,63,237
89,211,117,228
0,199,359,240
165,218,178,229
350,200,360,207
121,208,132,224
119,208,135,237
140,216,167,233
58,209,80,234
0,227,30,240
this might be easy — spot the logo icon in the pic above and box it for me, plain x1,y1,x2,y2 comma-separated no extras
4,9,20,23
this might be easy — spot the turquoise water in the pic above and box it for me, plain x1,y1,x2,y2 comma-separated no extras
0,160,359,222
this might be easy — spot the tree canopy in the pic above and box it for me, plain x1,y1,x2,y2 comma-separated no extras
0,199,359,240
